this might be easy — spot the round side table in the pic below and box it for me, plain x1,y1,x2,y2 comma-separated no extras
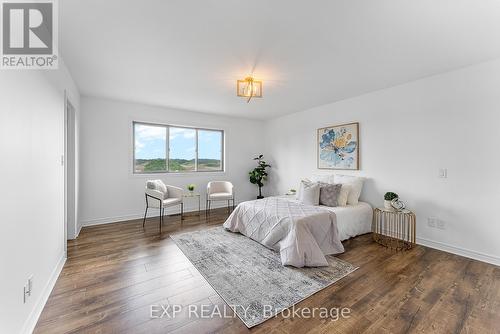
372,208,416,251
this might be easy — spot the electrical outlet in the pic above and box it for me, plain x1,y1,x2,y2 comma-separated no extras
438,168,447,178
436,219,446,230
428,217,445,230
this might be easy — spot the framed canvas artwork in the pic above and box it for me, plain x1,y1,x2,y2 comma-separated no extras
317,122,359,170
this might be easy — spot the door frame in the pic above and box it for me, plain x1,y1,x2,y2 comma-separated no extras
64,91,77,252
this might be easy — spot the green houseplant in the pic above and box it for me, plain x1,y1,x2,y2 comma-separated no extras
384,192,399,209
249,154,271,199
187,184,195,192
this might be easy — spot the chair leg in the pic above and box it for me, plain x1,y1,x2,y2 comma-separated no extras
227,200,230,213
142,206,148,228
159,206,163,233
180,202,184,221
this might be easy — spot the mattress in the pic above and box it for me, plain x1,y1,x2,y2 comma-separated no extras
320,201,373,241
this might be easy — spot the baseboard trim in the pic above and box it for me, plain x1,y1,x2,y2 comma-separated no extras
82,213,149,227
75,223,83,238
417,237,500,267
21,254,66,334
80,201,241,228
67,226,81,240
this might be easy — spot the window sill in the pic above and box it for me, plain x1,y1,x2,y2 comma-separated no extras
131,171,226,178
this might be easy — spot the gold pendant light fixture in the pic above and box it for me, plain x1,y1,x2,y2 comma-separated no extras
237,76,262,103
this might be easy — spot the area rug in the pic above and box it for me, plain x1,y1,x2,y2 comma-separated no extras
171,226,357,328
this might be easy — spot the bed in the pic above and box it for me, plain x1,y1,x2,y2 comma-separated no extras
320,201,372,241
223,196,372,268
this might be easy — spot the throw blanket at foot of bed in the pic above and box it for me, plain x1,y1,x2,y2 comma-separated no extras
223,197,344,267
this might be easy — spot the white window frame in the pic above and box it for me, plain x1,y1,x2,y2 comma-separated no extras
133,121,225,174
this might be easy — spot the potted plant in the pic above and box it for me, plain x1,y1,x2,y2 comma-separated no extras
384,192,398,209
249,154,271,199
187,184,196,193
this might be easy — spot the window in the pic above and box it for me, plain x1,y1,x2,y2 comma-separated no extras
134,123,167,173
169,127,196,172
133,122,224,173
198,129,223,171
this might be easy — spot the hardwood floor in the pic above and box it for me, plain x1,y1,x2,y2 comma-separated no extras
34,209,500,334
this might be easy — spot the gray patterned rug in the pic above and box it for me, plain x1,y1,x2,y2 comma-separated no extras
171,226,357,328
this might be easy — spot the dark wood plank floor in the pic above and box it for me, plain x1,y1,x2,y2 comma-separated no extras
34,209,500,334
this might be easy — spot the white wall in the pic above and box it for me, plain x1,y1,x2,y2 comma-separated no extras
0,60,80,334
265,59,500,265
79,97,265,226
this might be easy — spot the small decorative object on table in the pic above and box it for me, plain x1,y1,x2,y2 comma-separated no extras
286,189,297,196
390,197,406,211
187,184,196,193
384,192,398,209
372,207,416,251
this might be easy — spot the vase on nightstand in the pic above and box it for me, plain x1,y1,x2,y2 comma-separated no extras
384,200,393,209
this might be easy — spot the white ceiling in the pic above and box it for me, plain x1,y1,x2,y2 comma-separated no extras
61,0,500,120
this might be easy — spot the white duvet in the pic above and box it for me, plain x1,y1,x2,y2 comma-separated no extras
321,201,373,241
223,197,345,267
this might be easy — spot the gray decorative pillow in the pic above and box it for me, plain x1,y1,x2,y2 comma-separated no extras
318,182,342,207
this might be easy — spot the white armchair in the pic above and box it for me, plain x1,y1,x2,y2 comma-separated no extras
142,180,183,232
206,181,234,215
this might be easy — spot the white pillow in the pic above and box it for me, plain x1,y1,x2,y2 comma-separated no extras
296,178,311,200
334,175,365,205
299,180,320,206
337,184,350,206
148,180,168,199
310,174,333,184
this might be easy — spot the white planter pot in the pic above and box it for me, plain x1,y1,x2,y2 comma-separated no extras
384,200,394,209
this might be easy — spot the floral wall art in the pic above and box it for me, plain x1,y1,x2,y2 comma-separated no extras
317,122,359,170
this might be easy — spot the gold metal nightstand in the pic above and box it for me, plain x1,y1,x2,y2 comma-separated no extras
372,207,416,251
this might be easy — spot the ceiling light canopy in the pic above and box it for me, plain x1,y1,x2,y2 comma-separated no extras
237,76,262,103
